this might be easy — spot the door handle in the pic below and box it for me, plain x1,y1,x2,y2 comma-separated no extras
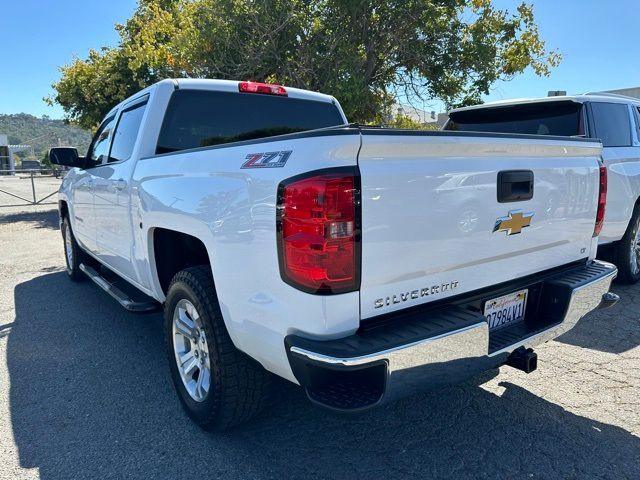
497,170,534,203
113,179,127,191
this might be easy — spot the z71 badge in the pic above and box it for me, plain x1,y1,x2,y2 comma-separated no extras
241,150,291,169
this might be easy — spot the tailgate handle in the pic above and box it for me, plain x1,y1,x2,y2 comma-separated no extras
497,170,534,203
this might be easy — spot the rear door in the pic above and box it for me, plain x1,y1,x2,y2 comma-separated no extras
357,131,602,319
93,96,148,284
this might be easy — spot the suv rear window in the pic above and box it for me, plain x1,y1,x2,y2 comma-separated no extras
445,101,584,137
156,90,345,154
590,102,632,147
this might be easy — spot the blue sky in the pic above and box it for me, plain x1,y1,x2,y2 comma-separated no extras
0,0,638,119
0,0,136,118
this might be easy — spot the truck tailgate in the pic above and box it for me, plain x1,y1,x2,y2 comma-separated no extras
357,130,603,319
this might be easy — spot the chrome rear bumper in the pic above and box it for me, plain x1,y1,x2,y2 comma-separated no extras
286,260,617,411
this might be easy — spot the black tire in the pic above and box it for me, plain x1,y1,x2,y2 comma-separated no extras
61,216,86,281
164,266,272,431
613,205,640,284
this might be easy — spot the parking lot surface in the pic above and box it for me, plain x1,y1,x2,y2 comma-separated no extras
0,206,638,479
0,175,61,207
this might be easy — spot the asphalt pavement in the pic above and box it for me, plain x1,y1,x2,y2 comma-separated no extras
0,206,638,479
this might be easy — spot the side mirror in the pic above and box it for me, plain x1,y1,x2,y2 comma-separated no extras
49,147,84,168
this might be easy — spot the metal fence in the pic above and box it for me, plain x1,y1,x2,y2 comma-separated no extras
0,169,63,207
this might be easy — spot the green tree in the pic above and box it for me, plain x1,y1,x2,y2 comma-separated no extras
49,0,560,128
42,151,52,169
384,114,439,130
0,113,91,157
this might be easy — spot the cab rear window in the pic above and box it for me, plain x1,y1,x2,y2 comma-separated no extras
445,101,584,137
156,90,345,154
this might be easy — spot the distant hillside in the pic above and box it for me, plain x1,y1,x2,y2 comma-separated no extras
0,113,91,159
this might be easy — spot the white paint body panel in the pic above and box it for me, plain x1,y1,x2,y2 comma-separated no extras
132,134,361,381
58,80,604,384
357,133,602,318
598,145,640,243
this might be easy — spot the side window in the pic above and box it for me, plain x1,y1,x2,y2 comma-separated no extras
108,99,147,163
86,116,116,167
591,102,632,147
634,107,640,140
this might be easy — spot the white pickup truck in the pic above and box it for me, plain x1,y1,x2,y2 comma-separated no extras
50,79,618,431
445,93,640,283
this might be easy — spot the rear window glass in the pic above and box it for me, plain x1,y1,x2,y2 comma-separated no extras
591,102,632,147
445,101,583,137
156,90,345,154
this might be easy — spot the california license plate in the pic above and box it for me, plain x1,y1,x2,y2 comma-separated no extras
483,289,528,330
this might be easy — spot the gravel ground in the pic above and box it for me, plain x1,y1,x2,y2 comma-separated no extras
0,206,638,480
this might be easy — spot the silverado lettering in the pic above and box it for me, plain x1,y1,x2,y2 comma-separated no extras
374,281,461,309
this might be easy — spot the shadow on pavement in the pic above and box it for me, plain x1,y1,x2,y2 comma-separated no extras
8,273,640,479
0,209,59,230
555,284,640,354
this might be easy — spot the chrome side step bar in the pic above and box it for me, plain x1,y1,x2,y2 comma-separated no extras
79,263,160,313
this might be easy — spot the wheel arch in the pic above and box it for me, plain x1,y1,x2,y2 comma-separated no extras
150,227,212,298
58,200,69,221
147,225,249,357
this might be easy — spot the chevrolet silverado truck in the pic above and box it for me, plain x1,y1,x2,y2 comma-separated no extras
445,93,640,283
49,79,618,431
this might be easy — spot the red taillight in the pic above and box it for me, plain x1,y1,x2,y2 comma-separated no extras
594,164,607,237
239,81,287,96
277,168,360,294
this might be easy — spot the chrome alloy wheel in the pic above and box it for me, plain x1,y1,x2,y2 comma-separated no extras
64,222,74,269
630,224,640,275
172,299,211,402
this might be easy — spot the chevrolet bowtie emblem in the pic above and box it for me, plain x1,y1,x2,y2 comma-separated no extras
493,210,534,235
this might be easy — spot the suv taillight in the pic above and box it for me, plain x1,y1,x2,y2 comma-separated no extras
594,164,607,237
277,168,360,294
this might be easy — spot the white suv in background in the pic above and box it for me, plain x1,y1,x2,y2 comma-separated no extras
446,93,640,283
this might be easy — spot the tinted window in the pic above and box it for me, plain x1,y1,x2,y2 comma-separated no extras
445,101,583,136
591,102,632,147
156,90,345,153
109,100,147,162
87,117,116,166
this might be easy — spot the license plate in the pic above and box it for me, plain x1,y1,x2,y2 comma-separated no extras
483,289,528,330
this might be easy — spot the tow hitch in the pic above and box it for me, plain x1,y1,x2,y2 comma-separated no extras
505,347,538,374
598,291,620,310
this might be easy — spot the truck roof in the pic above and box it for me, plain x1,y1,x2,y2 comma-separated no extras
107,78,338,119
174,79,337,104
449,93,640,115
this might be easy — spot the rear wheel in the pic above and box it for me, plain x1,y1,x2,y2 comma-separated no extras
614,206,640,284
61,216,85,281
164,266,271,431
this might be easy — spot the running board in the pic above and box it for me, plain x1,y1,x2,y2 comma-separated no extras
79,263,160,313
